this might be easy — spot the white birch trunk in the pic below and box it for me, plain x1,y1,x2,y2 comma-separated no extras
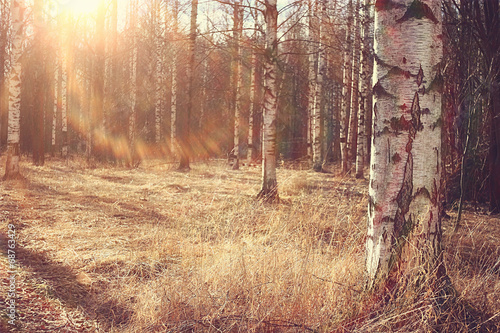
355,0,372,179
347,0,361,174
154,0,162,144
366,0,443,288
129,0,137,164
52,56,59,153
170,0,179,156
307,0,316,159
4,0,23,179
257,0,279,202
340,0,353,174
61,50,68,158
178,0,197,170
232,0,243,170
312,0,328,172
247,0,259,164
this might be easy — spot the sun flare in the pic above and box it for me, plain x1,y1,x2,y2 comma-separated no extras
57,0,103,14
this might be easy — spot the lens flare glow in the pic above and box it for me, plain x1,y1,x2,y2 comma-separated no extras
57,0,102,14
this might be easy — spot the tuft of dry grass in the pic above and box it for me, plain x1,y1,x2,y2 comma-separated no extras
0,156,499,332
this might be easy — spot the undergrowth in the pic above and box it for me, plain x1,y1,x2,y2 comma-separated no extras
0,157,498,332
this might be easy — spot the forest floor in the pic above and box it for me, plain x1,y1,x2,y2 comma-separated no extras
0,156,499,332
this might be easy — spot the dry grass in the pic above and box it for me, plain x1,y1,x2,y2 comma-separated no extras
0,156,499,332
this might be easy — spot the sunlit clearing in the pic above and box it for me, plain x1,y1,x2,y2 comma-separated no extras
57,0,102,14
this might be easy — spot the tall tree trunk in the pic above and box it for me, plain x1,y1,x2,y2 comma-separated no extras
247,0,259,165
178,0,198,170
94,0,105,161
0,0,9,147
307,0,317,160
61,44,68,158
355,0,372,178
52,53,59,156
347,0,361,174
170,0,179,156
4,0,24,179
154,0,163,144
257,0,279,203
490,80,500,212
129,0,137,166
312,0,326,172
32,0,45,166
232,0,243,170
340,0,353,174
367,0,444,289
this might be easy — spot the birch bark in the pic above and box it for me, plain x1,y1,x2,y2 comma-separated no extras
4,0,24,179
366,0,444,288
340,0,353,174
232,0,243,170
257,0,279,202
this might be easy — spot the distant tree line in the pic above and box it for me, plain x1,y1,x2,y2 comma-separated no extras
0,0,499,210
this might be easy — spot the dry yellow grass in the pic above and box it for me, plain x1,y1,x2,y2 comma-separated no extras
0,156,499,332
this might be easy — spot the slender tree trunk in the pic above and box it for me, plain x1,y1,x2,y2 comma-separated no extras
129,0,137,166
32,0,45,166
247,0,259,165
170,0,179,156
61,45,68,158
490,80,500,212
154,0,162,144
341,0,353,174
232,0,243,170
86,55,93,161
178,0,198,170
347,0,361,174
366,0,444,289
355,0,371,178
52,53,59,156
307,0,317,160
4,0,24,179
257,0,279,202
0,0,9,148
94,0,105,161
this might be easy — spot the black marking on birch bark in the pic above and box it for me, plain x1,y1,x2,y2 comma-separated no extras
368,195,376,215
416,66,424,86
373,81,395,99
386,66,412,79
410,92,424,134
396,0,439,24
427,74,444,94
389,116,411,134
375,0,405,11
373,54,393,70
388,138,391,163
392,153,401,163
394,152,413,239
431,117,442,130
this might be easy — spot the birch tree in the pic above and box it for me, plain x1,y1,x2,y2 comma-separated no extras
340,0,353,174
355,0,372,178
32,0,45,166
232,0,243,170
4,0,24,179
257,0,279,202
347,0,361,173
247,0,261,165
366,0,444,289
170,0,179,156
129,0,138,165
178,0,198,171
154,0,163,144
307,0,317,160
